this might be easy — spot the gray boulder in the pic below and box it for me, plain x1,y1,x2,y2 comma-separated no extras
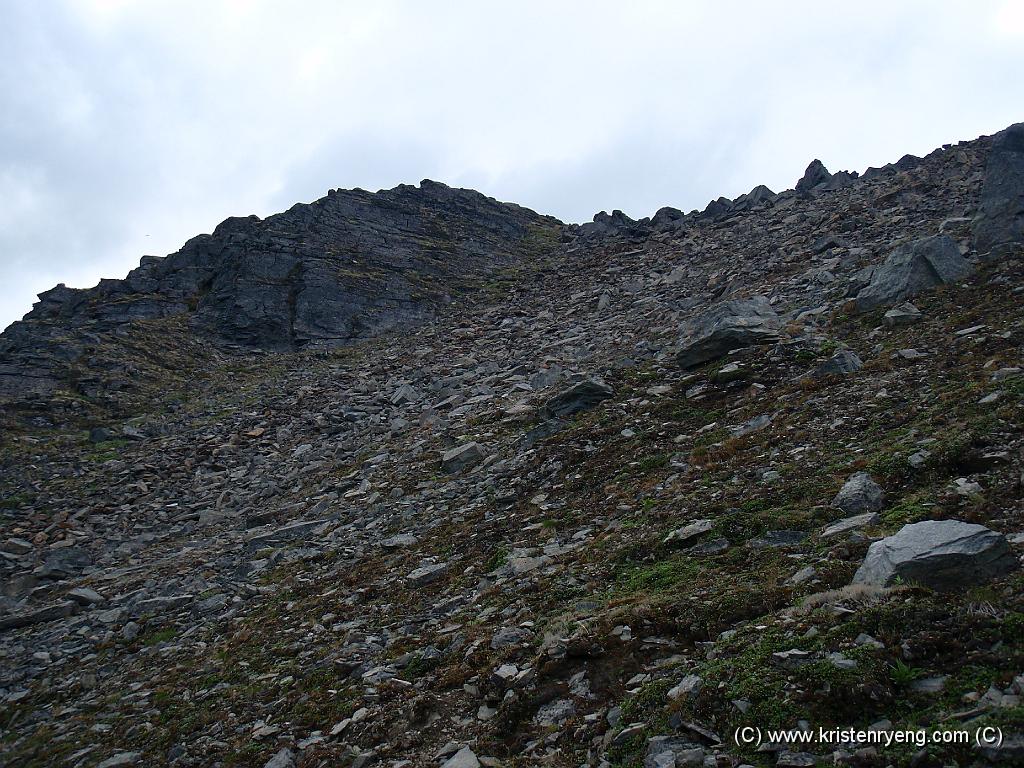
380,533,418,549
490,626,532,650
732,184,776,211
36,547,92,579
441,442,485,473
822,512,880,539
883,302,922,327
663,519,714,547
808,349,862,379
973,123,1024,255
651,206,685,230
666,674,703,702
676,297,783,369
701,196,735,221
533,698,575,726
645,736,706,768
441,747,480,768
832,472,885,514
263,749,295,768
577,209,643,240
0,600,77,632
853,520,1018,591
542,378,613,419
406,562,448,587
853,235,973,311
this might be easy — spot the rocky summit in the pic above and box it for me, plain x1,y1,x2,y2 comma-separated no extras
0,180,560,396
1,124,1024,768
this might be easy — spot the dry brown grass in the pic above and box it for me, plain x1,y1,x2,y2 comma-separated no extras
790,582,911,615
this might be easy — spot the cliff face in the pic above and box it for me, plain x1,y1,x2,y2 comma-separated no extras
0,180,562,396
1,124,1024,768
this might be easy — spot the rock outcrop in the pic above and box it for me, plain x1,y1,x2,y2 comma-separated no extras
796,159,832,193
0,181,560,397
973,122,1024,256
852,234,973,311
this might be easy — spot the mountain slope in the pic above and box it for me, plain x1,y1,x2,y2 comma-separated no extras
0,180,562,398
1,124,1023,768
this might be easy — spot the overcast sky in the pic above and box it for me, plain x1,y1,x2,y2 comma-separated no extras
1,1,1022,331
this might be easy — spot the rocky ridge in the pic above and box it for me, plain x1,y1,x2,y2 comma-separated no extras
0,180,561,397
0,124,1023,768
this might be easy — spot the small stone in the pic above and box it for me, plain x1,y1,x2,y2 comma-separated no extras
787,566,817,585
441,747,480,768
821,512,880,539
490,626,532,650
380,533,418,549
96,753,143,768
953,477,983,496
2,538,33,555
730,412,772,437
775,752,816,767
690,537,729,555
909,676,948,694
645,736,706,766
908,450,931,469
771,649,813,670
855,633,884,649
390,383,420,405
67,587,106,606
808,349,863,379
747,530,806,549
441,442,485,473
493,664,518,683
534,698,575,726
992,367,1022,381
663,520,714,547
898,348,928,360
827,652,857,670
883,302,923,327
406,562,447,587
613,722,647,745
832,472,885,514
667,675,703,702
121,621,140,642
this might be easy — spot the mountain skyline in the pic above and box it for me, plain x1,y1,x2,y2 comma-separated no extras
3,0,1023,331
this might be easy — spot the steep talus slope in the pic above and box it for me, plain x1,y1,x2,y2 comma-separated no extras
1,125,1024,768
0,180,562,397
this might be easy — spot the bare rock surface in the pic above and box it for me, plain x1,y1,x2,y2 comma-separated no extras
973,122,1024,255
853,234,974,310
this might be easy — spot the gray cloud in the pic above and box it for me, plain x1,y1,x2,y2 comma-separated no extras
2,0,1023,330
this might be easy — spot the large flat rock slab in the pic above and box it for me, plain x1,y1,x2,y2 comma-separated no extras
676,297,783,369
